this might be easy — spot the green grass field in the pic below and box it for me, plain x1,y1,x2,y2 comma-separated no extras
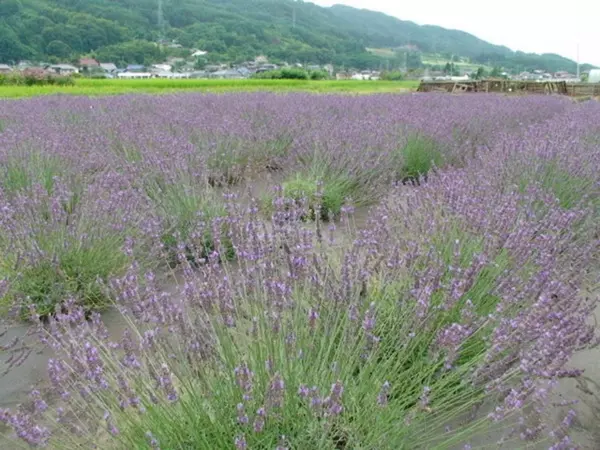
0,78,419,98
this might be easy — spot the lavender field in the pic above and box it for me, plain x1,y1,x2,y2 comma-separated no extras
1,93,599,449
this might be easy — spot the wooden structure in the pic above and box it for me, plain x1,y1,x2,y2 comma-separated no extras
415,79,592,96
567,83,600,97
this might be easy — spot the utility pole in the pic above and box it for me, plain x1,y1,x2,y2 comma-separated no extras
292,0,297,29
157,0,165,41
576,43,580,79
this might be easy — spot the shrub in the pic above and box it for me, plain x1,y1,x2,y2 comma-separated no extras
144,178,234,266
190,134,250,187
262,171,361,221
309,70,329,80
0,178,144,320
1,237,129,319
381,71,404,81
0,71,75,87
1,152,66,195
518,160,599,210
253,68,309,80
395,135,444,184
253,68,329,80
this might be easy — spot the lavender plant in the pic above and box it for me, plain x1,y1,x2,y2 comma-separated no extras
393,134,444,184
0,173,160,319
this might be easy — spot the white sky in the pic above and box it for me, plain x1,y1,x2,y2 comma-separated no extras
311,0,600,67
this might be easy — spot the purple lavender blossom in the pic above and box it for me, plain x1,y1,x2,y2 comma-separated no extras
157,364,178,403
234,363,254,401
324,381,344,417
267,373,285,410
234,434,247,450
253,407,266,433
237,403,249,425
145,431,160,449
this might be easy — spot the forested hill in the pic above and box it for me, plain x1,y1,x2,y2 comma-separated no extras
0,0,593,72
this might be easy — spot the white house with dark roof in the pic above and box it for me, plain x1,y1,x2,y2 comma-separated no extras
117,72,152,79
0,64,13,73
100,63,117,73
49,64,79,75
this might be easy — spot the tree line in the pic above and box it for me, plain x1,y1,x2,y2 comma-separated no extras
0,0,592,74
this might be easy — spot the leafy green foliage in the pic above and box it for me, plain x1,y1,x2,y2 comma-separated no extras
0,71,74,86
144,179,234,267
1,152,65,194
253,69,307,80
252,68,329,80
396,135,444,183
95,40,165,66
263,172,362,221
1,237,129,319
380,71,404,81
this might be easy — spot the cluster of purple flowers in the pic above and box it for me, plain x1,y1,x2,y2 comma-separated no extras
0,93,598,449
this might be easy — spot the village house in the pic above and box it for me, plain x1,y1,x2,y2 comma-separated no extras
126,64,146,72
79,58,99,68
188,71,208,79
336,72,351,80
210,68,249,79
554,71,575,79
151,64,172,73
99,63,117,73
117,72,152,79
0,64,13,74
154,72,190,79
205,65,223,73
49,64,79,75
17,61,35,70
254,63,278,74
180,62,196,73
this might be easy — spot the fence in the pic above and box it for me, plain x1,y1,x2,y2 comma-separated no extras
417,79,600,97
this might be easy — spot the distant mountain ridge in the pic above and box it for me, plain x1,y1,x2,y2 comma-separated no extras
0,0,594,73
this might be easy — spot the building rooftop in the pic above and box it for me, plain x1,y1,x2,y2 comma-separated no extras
51,64,78,70
100,63,117,72
79,58,99,66
126,64,145,71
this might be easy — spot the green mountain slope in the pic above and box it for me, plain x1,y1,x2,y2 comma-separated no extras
0,0,594,73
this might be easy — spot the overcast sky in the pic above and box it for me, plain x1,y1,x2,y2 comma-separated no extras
311,0,600,67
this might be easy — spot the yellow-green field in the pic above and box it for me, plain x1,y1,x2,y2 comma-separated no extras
0,78,419,98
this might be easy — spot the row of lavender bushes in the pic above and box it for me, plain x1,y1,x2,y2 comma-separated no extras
0,93,567,317
0,93,599,448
